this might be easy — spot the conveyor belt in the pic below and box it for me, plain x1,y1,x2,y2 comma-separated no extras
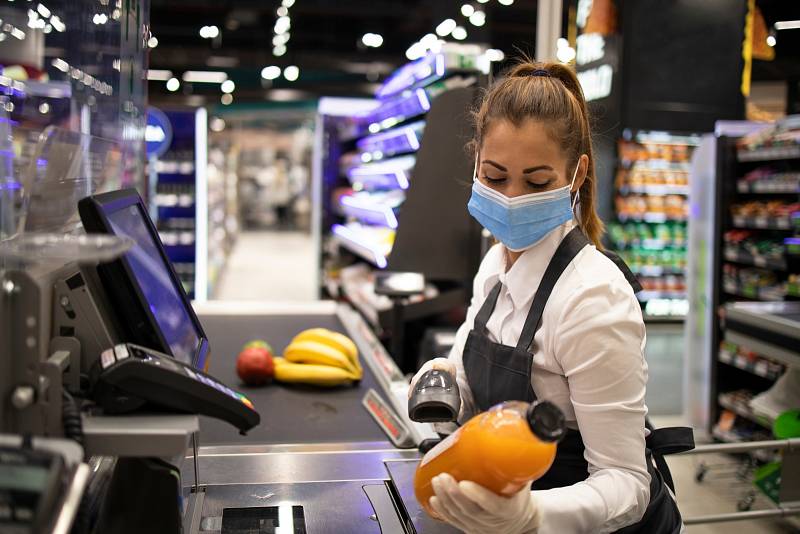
197,312,388,445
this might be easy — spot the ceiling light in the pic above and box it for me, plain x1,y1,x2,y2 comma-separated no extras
209,117,225,132
774,20,800,30
182,71,228,83
766,34,776,47
498,0,514,5
221,79,235,93
461,4,475,17
452,26,467,40
147,69,173,81
420,33,439,49
436,18,457,37
199,26,210,38
486,48,504,62
36,4,50,18
221,93,233,105
166,77,180,91
477,0,489,3
38,102,49,114
469,11,486,26
362,33,383,48
207,25,219,38
281,0,295,7
557,37,568,49
406,42,426,60
556,46,576,63
283,65,299,81
261,65,281,80
277,6,288,17
274,16,291,34
273,44,287,56
147,36,158,48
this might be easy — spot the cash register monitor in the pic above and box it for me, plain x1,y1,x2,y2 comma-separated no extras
78,189,209,370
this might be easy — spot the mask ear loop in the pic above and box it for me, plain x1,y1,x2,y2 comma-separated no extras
473,150,479,181
570,161,581,212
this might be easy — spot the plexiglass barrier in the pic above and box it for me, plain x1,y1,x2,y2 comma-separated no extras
0,119,129,266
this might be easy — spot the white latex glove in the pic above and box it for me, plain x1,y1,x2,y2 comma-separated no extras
429,473,540,534
407,357,457,399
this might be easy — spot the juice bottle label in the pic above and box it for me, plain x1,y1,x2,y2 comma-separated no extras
420,432,457,467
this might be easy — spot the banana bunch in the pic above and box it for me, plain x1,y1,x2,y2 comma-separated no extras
274,328,362,387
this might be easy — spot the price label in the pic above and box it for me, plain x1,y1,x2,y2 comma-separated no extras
754,216,768,228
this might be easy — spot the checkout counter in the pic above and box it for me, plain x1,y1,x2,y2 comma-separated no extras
186,300,456,534
0,187,456,534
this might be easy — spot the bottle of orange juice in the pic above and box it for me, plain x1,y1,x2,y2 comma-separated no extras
414,400,565,515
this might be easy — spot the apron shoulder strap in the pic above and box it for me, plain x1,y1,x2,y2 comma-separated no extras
601,249,643,294
473,281,503,334
517,227,590,351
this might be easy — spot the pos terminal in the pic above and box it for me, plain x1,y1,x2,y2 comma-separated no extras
78,189,259,432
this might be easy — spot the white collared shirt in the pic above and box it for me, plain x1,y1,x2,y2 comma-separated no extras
448,220,651,533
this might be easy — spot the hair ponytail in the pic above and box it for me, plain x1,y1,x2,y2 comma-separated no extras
472,59,605,249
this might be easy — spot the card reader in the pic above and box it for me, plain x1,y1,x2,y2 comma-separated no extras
90,343,260,433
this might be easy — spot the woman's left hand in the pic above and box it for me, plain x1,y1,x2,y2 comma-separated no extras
429,474,541,534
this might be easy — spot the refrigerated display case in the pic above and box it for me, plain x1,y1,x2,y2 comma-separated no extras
608,130,702,319
317,44,487,370
686,117,800,445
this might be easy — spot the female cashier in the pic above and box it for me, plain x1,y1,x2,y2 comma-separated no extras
409,61,685,534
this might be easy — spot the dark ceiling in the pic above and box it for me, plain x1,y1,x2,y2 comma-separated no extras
147,0,539,106
147,0,800,106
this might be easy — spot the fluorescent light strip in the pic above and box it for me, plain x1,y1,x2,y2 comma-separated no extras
147,69,174,81
182,71,228,84
775,20,800,30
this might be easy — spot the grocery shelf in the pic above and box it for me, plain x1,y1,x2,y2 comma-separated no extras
724,329,800,371
622,160,692,172
347,155,415,191
786,238,800,256
618,213,687,224
637,290,686,301
731,215,794,231
718,346,784,381
612,239,685,251
710,426,776,462
723,281,785,301
356,120,425,159
339,194,400,229
717,391,773,430
737,145,800,162
788,282,800,298
723,247,788,271
631,265,685,277
331,223,393,269
737,180,799,194
619,184,690,196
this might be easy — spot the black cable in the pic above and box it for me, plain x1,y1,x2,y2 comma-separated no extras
62,390,84,448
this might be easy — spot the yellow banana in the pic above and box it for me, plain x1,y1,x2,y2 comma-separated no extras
273,357,355,387
291,328,361,372
284,339,359,376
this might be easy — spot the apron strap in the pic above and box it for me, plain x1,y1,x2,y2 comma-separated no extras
516,227,590,351
646,426,696,495
602,249,643,294
473,281,503,335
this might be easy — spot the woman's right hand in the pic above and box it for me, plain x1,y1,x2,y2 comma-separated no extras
408,357,457,399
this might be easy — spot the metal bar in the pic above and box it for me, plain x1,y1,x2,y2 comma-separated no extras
684,506,800,525
192,432,200,493
51,463,91,534
183,487,205,534
536,0,563,62
679,438,800,455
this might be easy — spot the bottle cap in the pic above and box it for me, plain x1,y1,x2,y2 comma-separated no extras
526,401,566,443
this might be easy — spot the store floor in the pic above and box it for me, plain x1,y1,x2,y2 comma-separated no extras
215,230,317,301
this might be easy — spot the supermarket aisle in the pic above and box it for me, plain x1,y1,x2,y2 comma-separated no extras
214,231,317,301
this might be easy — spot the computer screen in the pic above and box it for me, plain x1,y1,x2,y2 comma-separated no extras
79,189,208,369
105,203,200,365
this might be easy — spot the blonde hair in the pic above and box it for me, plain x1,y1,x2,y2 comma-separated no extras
471,60,604,248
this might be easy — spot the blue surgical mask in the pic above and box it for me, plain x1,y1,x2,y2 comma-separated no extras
467,156,580,252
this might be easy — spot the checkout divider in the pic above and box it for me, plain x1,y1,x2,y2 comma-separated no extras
184,300,452,533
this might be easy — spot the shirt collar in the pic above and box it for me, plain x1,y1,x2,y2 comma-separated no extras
487,220,577,310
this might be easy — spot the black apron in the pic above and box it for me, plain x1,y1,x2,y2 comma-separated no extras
462,227,694,534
